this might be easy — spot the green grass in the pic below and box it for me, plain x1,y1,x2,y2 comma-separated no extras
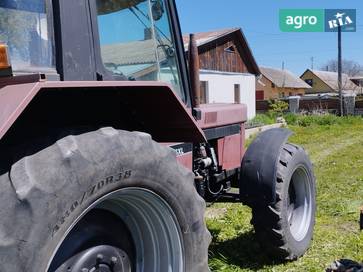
208,117,363,271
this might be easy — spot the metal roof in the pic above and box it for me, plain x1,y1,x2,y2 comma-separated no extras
260,66,312,89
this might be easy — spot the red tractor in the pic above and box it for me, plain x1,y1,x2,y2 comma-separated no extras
0,0,316,271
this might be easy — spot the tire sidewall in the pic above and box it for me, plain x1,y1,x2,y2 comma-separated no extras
7,130,208,272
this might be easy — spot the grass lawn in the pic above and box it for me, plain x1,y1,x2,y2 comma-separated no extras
207,118,363,271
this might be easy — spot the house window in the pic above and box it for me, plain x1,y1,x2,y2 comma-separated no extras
305,79,313,86
200,81,209,104
282,92,285,97
271,83,275,88
224,45,236,53
289,92,292,96
234,84,241,103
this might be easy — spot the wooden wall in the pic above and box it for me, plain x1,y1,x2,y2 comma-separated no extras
198,34,248,74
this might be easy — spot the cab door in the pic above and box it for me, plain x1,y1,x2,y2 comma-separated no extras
88,0,192,106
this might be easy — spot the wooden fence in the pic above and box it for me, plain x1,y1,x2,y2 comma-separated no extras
299,98,339,112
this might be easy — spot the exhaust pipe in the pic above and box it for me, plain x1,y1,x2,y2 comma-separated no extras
188,34,201,108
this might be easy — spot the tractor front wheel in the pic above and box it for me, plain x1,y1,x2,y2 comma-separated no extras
251,143,316,260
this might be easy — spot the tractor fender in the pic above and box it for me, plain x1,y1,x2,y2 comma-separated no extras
0,80,206,143
240,127,292,206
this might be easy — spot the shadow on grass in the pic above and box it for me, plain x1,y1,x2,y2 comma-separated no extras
208,228,284,271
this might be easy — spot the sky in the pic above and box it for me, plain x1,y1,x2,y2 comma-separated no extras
176,0,363,76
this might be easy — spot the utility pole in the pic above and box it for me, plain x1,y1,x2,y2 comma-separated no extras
282,61,286,96
338,25,343,116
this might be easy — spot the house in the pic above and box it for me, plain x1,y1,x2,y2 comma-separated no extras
300,69,358,95
256,66,311,100
183,28,260,119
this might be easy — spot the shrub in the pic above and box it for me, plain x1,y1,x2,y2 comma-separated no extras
268,100,289,117
284,113,298,125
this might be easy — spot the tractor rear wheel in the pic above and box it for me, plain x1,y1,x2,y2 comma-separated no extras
251,143,316,260
0,128,210,272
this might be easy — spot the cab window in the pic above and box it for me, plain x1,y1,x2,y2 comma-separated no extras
96,0,184,100
0,0,55,72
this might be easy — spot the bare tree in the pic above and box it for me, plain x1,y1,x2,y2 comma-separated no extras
320,59,362,77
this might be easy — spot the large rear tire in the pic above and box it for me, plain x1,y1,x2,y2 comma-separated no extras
251,143,316,260
0,128,210,272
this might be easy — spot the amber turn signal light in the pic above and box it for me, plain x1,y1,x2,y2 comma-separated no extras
0,43,11,69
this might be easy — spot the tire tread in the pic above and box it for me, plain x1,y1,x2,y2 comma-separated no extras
251,143,315,261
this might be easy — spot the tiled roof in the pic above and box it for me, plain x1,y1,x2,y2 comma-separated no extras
260,66,312,89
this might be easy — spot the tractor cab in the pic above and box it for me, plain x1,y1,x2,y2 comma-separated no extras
0,0,190,103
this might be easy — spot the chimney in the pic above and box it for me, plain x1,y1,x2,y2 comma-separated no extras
188,34,201,108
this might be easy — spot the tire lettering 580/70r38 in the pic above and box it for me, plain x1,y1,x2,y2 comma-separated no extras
52,170,132,236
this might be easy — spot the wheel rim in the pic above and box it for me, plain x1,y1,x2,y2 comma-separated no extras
48,188,184,272
287,166,313,242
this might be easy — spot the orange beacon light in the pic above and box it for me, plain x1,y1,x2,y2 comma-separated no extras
0,43,12,77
